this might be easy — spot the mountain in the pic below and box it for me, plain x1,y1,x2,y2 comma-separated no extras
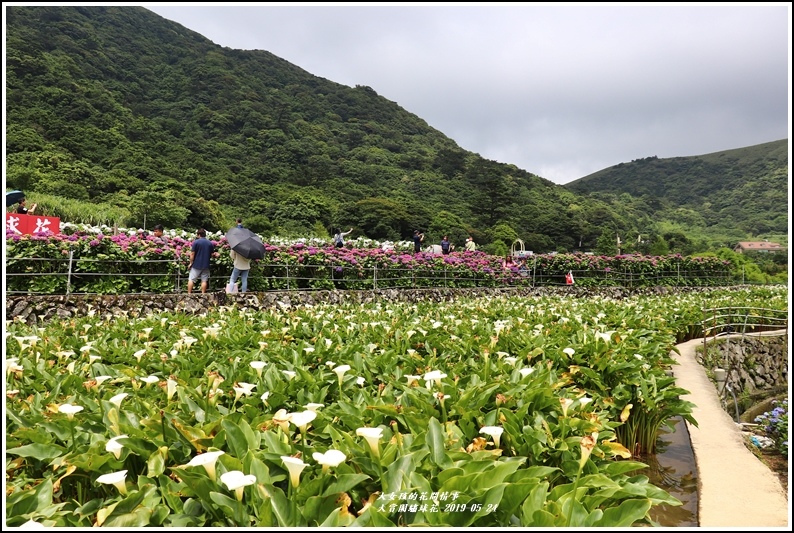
564,140,789,237
4,6,787,254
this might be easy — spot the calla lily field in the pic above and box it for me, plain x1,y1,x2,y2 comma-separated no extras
5,285,787,526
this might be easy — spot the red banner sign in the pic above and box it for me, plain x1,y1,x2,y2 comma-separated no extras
5,213,61,235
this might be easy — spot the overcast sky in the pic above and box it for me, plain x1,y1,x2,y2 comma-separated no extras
143,3,790,185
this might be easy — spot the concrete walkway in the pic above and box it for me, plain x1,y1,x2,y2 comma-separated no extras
670,336,790,528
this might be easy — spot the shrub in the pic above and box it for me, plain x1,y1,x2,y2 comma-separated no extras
754,399,788,455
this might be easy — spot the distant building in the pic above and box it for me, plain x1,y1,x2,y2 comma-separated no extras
733,241,786,254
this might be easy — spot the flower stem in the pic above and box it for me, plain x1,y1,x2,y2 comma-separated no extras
567,466,584,526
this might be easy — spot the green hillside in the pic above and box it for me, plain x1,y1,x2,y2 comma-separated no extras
564,140,788,237
4,6,788,256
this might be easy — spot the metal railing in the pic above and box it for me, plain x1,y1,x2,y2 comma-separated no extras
5,254,735,295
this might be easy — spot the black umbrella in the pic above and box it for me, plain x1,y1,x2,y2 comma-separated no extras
225,226,266,260
6,190,25,208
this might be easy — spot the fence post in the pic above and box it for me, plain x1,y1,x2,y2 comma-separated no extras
373,265,377,290
66,249,74,295
532,256,537,287
175,259,181,293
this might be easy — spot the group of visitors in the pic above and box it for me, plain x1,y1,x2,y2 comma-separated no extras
180,222,481,294
184,218,253,294
412,231,477,254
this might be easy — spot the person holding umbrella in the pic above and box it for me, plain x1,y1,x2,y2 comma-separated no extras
224,225,266,293
187,228,215,294
228,249,251,293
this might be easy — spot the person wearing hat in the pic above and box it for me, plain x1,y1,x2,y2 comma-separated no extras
16,198,36,215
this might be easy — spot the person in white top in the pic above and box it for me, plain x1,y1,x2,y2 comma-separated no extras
333,227,353,248
229,249,252,293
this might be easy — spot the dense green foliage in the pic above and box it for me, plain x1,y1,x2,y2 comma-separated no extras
565,141,789,244
7,286,786,526
5,6,788,255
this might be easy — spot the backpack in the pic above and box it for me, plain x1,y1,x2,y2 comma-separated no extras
334,234,343,248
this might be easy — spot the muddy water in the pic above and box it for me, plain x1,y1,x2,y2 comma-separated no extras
640,416,699,527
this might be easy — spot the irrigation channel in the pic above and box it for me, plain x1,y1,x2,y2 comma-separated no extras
640,416,698,527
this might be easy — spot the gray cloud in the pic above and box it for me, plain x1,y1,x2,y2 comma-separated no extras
146,3,790,184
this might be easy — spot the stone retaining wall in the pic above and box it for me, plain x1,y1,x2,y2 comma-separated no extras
700,335,788,396
7,285,719,326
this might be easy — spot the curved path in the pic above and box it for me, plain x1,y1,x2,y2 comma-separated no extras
670,336,790,527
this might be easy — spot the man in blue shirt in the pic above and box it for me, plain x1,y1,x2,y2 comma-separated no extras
187,228,215,293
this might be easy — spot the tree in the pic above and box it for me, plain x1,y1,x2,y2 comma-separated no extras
485,223,519,256
648,235,670,256
594,229,619,256
267,192,333,235
185,197,226,233
342,197,411,241
127,190,190,230
465,159,514,226
427,210,468,249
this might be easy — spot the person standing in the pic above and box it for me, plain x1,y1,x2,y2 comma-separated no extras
16,198,36,215
333,227,353,248
236,218,244,228
228,249,252,293
465,236,476,252
413,230,425,253
187,228,214,294
440,235,451,255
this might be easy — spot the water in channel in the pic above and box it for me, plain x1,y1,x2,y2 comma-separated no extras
639,416,699,527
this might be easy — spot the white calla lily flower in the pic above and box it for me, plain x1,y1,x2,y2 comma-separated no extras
422,370,447,388
518,368,535,378
249,361,267,377
166,379,178,400
108,393,128,408
105,435,129,459
19,519,46,529
187,450,226,481
220,470,256,500
58,403,84,419
289,410,317,432
479,426,504,448
313,449,346,473
333,364,351,386
96,470,128,495
356,426,384,457
404,374,421,386
280,456,308,488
